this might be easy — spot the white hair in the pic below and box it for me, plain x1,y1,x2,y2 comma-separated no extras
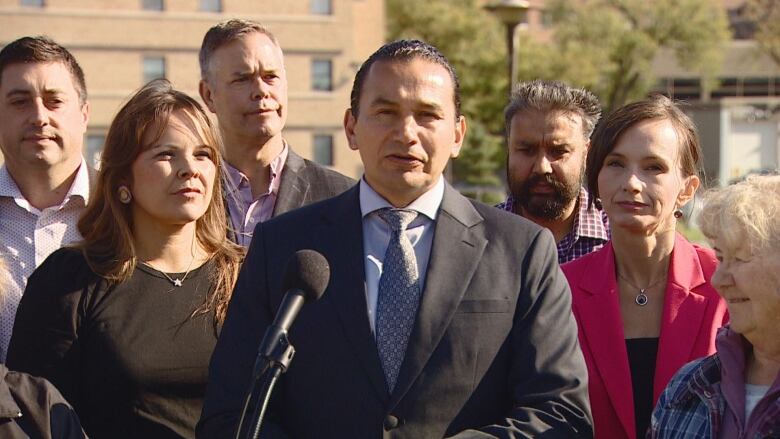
699,174,780,254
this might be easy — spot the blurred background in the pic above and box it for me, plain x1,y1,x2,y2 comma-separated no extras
1,0,779,212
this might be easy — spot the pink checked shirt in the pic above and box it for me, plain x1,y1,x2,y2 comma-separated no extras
223,144,288,247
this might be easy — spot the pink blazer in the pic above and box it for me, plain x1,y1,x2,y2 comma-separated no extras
562,234,729,439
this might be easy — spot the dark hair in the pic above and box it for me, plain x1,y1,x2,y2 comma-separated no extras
199,19,278,80
504,80,601,139
349,39,461,119
78,79,243,327
0,36,87,105
587,94,702,201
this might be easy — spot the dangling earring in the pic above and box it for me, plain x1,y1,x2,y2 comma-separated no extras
118,185,132,204
673,208,683,219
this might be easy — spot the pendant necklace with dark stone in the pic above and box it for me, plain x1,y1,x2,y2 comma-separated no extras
617,271,665,306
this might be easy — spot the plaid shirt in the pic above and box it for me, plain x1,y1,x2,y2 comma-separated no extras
650,328,780,439
497,188,610,264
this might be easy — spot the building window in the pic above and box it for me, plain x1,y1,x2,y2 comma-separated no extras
85,134,105,169
199,0,221,12
310,0,332,15
142,56,166,83
311,59,333,91
313,135,334,166
141,0,164,11
20,0,44,7
743,77,770,97
540,10,553,27
670,78,701,101
712,77,739,98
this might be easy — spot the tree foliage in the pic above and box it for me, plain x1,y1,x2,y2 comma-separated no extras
385,0,731,189
746,0,780,65
386,0,507,190
519,0,731,112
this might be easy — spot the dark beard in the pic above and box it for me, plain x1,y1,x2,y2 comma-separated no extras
511,173,580,220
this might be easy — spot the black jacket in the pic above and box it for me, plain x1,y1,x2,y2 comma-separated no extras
0,364,86,439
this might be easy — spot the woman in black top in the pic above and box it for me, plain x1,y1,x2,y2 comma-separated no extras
7,79,243,439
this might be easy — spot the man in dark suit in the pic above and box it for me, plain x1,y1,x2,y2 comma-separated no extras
198,40,592,438
198,19,354,246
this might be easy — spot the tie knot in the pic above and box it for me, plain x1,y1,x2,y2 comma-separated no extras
378,208,418,232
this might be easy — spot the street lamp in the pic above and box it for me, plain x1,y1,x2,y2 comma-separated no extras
484,0,530,94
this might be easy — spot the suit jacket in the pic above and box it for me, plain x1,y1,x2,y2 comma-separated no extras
562,235,729,439
272,147,356,217
223,147,355,243
198,183,593,439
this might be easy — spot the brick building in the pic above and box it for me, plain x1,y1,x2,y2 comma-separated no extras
0,0,385,177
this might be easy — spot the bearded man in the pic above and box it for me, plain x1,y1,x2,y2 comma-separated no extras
498,80,609,263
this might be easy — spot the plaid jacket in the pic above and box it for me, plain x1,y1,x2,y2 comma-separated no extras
650,352,780,438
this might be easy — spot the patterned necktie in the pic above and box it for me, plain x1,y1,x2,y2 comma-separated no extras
375,208,421,392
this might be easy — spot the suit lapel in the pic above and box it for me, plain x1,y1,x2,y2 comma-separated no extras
389,184,487,408
319,186,390,402
273,148,310,217
576,243,636,439
654,235,709,401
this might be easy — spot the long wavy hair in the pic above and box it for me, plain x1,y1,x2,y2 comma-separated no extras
77,79,243,327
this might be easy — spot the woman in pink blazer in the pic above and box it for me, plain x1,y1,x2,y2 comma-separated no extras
562,96,728,439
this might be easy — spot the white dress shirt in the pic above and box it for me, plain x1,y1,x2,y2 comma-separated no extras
359,177,444,333
0,159,90,361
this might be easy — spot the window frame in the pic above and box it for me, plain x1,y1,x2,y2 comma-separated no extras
311,59,333,92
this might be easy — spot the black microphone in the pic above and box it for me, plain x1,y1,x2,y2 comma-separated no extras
236,249,330,439
256,249,330,367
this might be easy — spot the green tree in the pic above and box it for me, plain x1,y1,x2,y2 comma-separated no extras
746,0,780,65
517,0,730,112
385,0,730,192
386,0,507,195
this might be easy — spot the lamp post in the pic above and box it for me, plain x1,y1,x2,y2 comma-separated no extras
484,0,530,95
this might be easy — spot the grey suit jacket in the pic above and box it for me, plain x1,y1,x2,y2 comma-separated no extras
199,183,593,439
272,148,355,217
223,147,355,243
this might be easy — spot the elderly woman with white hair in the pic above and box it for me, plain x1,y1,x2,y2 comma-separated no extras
650,174,780,438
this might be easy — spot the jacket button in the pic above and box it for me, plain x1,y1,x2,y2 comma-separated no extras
384,414,400,431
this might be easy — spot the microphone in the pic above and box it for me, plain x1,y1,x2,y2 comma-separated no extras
256,249,330,367
236,249,330,439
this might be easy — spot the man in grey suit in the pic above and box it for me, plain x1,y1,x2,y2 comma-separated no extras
198,19,354,246
198,40,592,438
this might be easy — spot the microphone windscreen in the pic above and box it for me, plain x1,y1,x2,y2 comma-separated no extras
281,249,330,303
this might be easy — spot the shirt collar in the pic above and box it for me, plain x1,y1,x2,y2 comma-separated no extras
224,142,289,195
571,188,609,241
0,165,22,199
359,176,444,221
0,158,90,207
496,194,514,212
498,188,609,241
67,157,91,206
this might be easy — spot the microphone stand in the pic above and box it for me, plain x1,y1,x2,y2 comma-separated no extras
235,328,295,439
